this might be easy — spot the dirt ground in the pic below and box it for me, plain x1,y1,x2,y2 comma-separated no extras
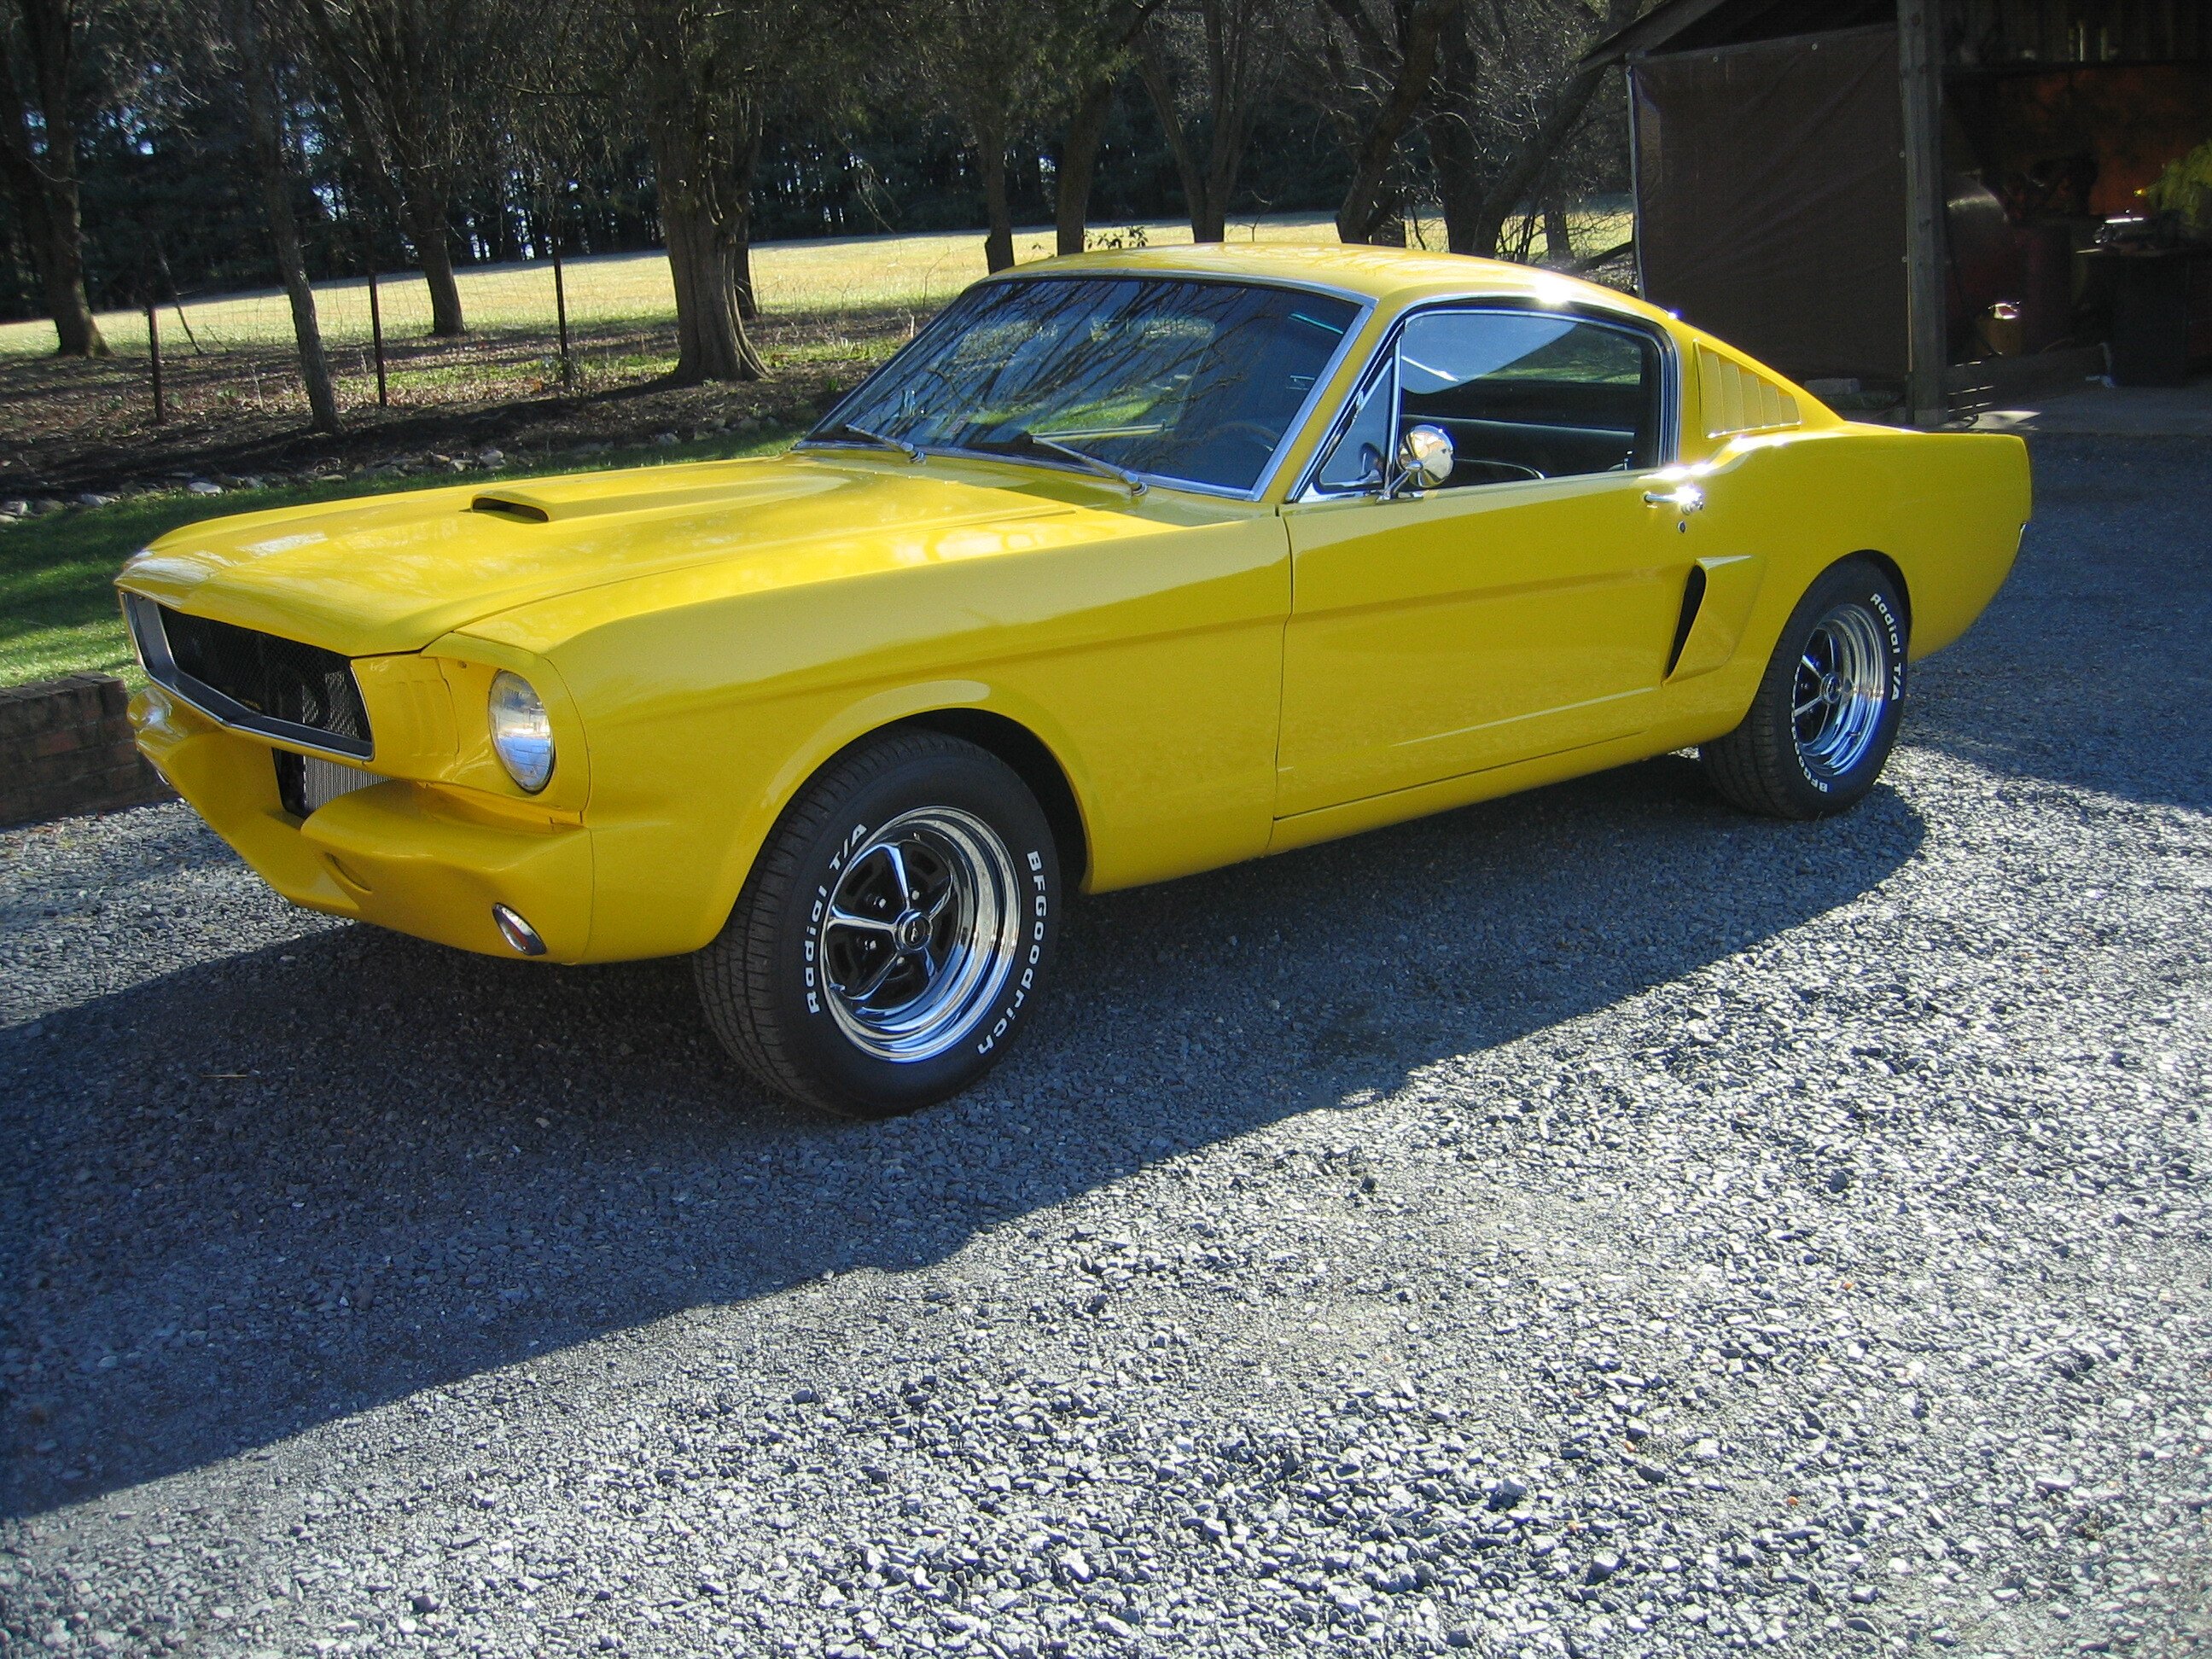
0,309,917,499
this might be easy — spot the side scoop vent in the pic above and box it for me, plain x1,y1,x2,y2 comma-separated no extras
469,494,550,523
1666,562,1708,678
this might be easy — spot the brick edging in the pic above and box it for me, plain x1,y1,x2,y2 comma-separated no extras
0,673,176,829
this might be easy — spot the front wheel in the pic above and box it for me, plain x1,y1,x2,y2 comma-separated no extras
695,731,1061,1117
1701,559,1908,819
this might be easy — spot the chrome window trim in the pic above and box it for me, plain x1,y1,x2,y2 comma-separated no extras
806,271,1377,505
121,591,375,763
1290,297,1681,504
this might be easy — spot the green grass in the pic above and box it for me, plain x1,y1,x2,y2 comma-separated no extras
0,216,1355,360
0,204,1639,687
0,430,795,690
0,209,1639,359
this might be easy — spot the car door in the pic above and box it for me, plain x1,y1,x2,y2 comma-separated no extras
1276,305,1691,818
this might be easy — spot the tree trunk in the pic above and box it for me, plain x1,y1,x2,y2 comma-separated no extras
26,214,104,356
644,59,766,384
1055,76,1115,256
1331,0,1453,245
978,126,1016,273
733,230,758,320
732,131,761,319
1432,105,1482,255
233,0,340,433
1543,196,1572,263
0,1,107,357
407,201,467,335
663,204,768,381
1137,34,1218,244
1448,0,1639,259
1196,106,1250,243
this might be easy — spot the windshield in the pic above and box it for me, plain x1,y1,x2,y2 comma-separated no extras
812,276,1361,493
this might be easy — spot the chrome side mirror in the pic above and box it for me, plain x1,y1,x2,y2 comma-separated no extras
1388,424,1454,497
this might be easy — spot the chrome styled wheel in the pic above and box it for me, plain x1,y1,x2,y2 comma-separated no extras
696,731,1061,1116
1701,560,1907,821
1790,603,1890,780
819,806,1024,1063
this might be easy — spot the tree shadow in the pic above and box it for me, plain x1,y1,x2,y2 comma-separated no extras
0,754,1924,1516
1909,434,2210,814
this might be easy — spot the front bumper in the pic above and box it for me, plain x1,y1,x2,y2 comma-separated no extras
133,684,593,962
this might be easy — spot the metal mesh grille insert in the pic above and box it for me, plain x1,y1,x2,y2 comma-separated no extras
274,750,387,819
148,606,372,756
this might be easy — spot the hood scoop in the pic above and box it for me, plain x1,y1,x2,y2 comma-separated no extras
462,472,841,526
469,493,550,523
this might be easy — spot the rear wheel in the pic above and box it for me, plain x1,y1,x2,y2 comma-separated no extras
1701,560,1907,819
695,731,1060,1117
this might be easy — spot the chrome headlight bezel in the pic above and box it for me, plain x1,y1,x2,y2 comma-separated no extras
487,669,555,794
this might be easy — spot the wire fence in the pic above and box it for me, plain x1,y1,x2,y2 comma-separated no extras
0,208,1637,456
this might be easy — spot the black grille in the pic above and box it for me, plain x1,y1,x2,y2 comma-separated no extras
133,599,373,759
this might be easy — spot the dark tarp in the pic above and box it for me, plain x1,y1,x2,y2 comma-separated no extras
1633,26,1908,381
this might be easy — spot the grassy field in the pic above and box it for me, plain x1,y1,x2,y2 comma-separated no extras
0,209,1637,359
0,429,792,690
0,206,1636,689
0,215,1360,360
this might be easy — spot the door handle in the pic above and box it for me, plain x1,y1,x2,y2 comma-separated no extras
1644,484,1706,512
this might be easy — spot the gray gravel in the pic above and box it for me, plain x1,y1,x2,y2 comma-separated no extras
3,434,2209,1659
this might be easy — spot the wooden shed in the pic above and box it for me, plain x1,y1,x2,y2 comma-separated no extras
1585,0,2212,422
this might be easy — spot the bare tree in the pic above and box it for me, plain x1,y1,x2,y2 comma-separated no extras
912,0,1061,274
1429,0,1639,259
1136,0,1281,244
304,0,515,336
632,0,816,381
1052,0,1158,256
1296,0,1459,246
213,0,341,431
0,0,107,355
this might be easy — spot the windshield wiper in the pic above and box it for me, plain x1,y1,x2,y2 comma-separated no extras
967,431,1148,497
804,421,923,463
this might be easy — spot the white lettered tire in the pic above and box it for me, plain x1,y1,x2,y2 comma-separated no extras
695,731,1060,1116
1701,559,1909,820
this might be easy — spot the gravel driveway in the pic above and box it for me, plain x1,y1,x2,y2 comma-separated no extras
3,434,2207,1658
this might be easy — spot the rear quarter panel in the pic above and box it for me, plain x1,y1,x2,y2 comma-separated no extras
1662,422,2030,742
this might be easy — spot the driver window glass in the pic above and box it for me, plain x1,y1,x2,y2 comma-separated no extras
1314,357,1396,492
1396,311,1661,489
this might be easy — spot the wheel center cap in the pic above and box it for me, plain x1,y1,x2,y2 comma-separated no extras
894,910,933,952
1821,672,1844,705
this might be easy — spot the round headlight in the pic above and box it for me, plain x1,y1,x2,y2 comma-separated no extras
488,670,555,793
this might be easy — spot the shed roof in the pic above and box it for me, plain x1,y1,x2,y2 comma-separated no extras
1587,0,2212,67
1584,0,1890,65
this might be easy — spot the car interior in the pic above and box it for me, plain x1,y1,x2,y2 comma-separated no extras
1313,309,1668,493
1397,313,1664,486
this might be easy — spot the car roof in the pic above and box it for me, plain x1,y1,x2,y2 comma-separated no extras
989,242,1674,330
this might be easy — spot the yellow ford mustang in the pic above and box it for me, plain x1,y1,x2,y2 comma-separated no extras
118,246,2030,1115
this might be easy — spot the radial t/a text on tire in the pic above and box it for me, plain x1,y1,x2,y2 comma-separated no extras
694,731,1061,1117
1701,558,1909,820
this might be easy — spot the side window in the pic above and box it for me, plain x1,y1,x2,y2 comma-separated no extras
1313,354,1396,492
1396,311,1662,488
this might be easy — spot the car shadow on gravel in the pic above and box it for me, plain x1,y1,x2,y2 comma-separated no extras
0,755,1925,1515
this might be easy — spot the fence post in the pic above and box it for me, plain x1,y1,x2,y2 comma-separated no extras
366,256,388,409
146,293,166,425
552,243,573,392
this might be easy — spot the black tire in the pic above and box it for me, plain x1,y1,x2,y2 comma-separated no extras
1701,559,1908,820
695,731,1060,1118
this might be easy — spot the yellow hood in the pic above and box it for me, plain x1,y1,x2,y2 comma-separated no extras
117,452,1089,658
